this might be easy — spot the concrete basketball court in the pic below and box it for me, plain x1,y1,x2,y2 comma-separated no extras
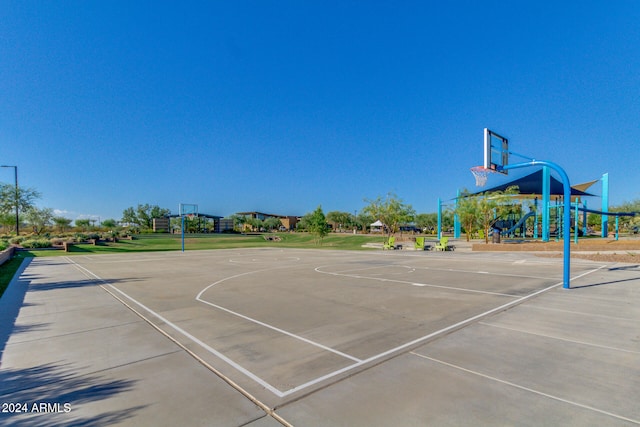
1,248,638,426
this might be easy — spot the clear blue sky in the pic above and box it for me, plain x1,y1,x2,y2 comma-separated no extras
2,1,639,222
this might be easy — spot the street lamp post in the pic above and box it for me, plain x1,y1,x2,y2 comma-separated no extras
1,165,19,236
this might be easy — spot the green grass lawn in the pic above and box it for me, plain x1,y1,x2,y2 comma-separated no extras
0,255,25,299
19,232,386,257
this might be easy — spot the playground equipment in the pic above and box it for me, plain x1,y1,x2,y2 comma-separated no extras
577,206,637,241
495,210,537,237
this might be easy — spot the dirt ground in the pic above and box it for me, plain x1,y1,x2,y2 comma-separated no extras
473,237,640,264
537,252,640,263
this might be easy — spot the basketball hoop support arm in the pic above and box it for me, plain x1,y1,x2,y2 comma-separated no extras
497,158,572,289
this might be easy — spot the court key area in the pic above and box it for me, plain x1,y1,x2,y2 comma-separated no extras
1,248,638,426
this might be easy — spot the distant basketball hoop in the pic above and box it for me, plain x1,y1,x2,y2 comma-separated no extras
470,166,496,187
179,203,199,252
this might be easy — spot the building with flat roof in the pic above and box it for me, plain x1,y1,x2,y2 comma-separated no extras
165,213,223,233
236,211,299,231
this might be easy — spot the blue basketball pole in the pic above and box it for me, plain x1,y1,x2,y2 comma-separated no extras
181,216,185,252
501,160,572,289
454,190,461,238
542,166,550,242
601,173,609,237
437,198,442,240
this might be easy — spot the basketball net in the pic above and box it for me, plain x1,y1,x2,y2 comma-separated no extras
470,166,495,187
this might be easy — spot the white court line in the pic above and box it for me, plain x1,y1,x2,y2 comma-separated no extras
407,264,561,281
196,270,362,363
509,303,637,322
78,248,262,264
67,259,289,396
315,265,519,297
328,264,395,274
330,257,561,281
478,322,640,355
228,256,301,264
410,352,640,425
64,257,607,398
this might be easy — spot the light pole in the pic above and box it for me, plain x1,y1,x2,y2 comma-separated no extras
353,210,357,234
1,165,19,235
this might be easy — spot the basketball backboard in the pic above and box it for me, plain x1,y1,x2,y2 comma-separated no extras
179,203,198,217
483,128,509,175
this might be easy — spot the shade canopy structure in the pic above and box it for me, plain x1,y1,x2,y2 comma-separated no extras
472,169,596,199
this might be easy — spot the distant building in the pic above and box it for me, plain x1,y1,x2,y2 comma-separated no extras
236,211,299,231
164,213,223,233
218,218,235,232
153,217,170,233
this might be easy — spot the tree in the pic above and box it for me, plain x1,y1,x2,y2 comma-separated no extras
362,193,415,238
75,218,92,232
454,194,481,242
263,217,282,231
454,186,520,242
121,204,170,230
184,216,199,233
415,213,438,234
121,207,137,226
326,211,353,232
355,212,374,233
246,217,264,232
24,207,53,235
0,183,41,234
0,184,41,214
53,216,72,233
477,186,520,242
0,212,16,233
301,205,330,244
229,214,247,232
101,218,118,229
611,199,640,231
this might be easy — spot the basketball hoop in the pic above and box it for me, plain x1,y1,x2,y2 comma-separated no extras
470,166,495,187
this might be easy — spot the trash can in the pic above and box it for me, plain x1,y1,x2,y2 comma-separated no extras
492,228,501,244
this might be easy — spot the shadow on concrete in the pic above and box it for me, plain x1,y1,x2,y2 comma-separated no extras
607,264,640,271
1,259,147,425
24,276,142,293
571,275,640,289
0,258,32,364
0,363,145,426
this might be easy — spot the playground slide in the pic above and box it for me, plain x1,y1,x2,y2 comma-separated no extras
501,211,536,236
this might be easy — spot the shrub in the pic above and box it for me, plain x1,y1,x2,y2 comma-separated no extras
73,233,88,243
20,238,52,249
9,236,25,245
